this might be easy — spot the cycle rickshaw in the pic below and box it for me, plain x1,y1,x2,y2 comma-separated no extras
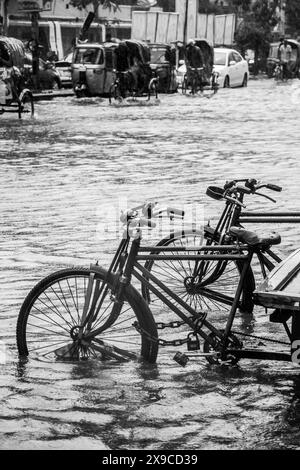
266,39,300,80
149,42,178,94
0,36,34,119
109,39,158,102
182,38,218,95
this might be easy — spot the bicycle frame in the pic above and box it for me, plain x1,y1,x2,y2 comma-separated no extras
200,190,300,284
83,233,294,364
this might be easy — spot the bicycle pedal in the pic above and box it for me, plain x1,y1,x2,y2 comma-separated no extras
173,352,189,367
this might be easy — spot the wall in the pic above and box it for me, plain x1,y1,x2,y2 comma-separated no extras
175,0,235,45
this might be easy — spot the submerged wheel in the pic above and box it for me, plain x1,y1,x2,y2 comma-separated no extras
274,66,283,82
109,83,123,104
16,267,158,362
18,91,34,119
52,77,61,90
142,229,255,315
182,76,188,94
203,330,242,365
148,78,158,100
241,74,248,87
223,75,230,88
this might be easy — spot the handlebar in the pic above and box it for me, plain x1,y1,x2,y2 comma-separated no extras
207,178,283,206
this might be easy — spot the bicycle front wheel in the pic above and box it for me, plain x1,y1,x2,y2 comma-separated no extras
17,267,158,362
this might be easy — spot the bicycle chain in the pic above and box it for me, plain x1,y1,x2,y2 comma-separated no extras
133,321,188,347
156,320,186,330
231,330,290,346
133,312,208,347
134,323,290,349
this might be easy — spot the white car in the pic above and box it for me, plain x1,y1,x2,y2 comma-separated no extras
214,47,249,88
55,52,73,88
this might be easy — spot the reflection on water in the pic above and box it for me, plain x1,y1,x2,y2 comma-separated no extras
1,78,300,449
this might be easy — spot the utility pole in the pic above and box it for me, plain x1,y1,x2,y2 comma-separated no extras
31,11,40,90
183,0,189,43
1,0,9,36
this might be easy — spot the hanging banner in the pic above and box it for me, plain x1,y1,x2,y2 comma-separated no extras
17,1,53,12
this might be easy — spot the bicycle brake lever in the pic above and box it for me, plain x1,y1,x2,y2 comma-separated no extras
255,192,276,203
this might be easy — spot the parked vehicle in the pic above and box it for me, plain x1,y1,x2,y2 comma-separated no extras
0,36,34,119
266,39,300,78
149,43,178,93
55,52,73,88
181,39,218,95
213,47,249,88
23,53,62,90
72,40,157,101
72,42,118,97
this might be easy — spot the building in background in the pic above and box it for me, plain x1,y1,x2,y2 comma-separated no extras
0,0,286,60
0,0,168,59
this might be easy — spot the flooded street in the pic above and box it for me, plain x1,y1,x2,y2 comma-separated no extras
1,77,300,450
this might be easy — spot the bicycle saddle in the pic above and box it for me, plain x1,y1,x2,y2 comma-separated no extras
229,227,281,247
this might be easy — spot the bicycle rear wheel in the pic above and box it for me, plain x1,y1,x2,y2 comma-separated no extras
142,229,255,314
17,267,158,362
18,90,34,119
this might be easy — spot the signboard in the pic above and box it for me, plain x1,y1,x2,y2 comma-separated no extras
17,1,53,12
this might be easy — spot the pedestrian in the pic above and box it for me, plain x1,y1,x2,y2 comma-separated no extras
278,37,292,80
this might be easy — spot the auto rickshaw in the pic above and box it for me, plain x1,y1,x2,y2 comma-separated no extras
149,42,178,94
0,36,34,119
266,39,300,78
109,39,158,102
182,38,218,95
72,39,158,101
72,41,118,97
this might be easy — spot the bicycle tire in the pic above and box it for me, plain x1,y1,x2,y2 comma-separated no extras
182,76,187,94
142,229,255,314
109,82,122,104
17,267,158,363
18,90,34,119
148,78,158,100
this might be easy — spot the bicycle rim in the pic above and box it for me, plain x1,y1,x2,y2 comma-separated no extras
17,267,158,362
142,229,254,316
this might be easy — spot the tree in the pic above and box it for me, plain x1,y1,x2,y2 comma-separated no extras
285,0,300,37
1,0,10,36
68,1,120,17
234,0,280,74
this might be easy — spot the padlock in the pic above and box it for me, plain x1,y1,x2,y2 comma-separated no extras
187,333,200,351
173,352,189,367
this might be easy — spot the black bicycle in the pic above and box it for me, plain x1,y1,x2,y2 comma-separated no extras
142,179,300,318
16,203,300,368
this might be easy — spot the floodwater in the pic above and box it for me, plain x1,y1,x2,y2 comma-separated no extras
1,78,300,450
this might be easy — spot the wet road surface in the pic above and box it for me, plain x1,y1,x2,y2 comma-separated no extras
1,78,300,449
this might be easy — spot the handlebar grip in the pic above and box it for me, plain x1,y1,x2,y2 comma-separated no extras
206,186,225,201
266,184,282,192
167,207,185,218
